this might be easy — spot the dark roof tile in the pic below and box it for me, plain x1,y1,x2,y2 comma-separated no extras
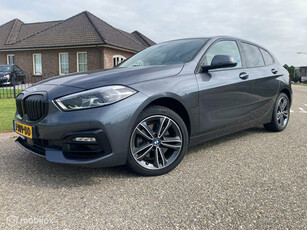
0,11,155,52
17,21,62,41
0,20,17,48
132,31,156,47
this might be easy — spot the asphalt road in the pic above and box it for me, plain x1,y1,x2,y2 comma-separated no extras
0,85,306,229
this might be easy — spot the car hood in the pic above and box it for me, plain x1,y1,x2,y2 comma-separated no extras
37,64,184,89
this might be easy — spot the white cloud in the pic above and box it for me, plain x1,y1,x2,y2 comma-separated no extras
0,0,306,66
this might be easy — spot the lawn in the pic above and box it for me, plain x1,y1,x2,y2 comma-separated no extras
0,99,16,132
0,88,22,98
293,82,307,86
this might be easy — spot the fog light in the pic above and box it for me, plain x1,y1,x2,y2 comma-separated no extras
73,137,96,142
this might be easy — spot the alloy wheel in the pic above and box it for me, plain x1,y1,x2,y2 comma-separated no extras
277,96,289,127
130,115,183,170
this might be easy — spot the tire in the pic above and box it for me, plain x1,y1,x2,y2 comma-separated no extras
264,93,290,132
127,105,189,176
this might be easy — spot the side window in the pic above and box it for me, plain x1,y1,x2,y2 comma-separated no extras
15,66,21,72
205,40,242,68
241,43,264,67
33,53,42,75
77,52,87,72
7,54,15,65
260,48,274,65
59,53,69,75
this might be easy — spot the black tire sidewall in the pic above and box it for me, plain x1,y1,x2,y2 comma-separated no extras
127,106,189,176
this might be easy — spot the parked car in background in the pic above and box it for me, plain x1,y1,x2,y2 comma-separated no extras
0,65,26,86
300,76,307,83
14,36,292,176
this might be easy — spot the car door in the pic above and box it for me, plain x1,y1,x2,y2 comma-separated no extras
195,40,253,134
239,42,280,119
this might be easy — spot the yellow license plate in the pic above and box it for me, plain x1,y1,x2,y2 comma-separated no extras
14,121,32,139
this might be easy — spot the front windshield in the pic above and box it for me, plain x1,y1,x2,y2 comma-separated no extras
0,66,12,72
119,38,208,67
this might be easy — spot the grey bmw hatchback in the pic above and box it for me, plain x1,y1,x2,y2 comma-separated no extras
14,36,291,176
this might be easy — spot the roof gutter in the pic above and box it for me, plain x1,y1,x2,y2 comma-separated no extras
0,44,138,53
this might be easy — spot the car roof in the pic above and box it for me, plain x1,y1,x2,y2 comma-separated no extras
160,36,271,52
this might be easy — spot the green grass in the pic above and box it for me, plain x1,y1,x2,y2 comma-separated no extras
293,82,307,86
0,88,22,98
0,99,16,132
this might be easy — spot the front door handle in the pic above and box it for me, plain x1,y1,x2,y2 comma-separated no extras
271,69,278,74
239,72,249,80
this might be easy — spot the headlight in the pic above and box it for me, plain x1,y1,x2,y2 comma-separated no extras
3,75,10,80
54,85,137,111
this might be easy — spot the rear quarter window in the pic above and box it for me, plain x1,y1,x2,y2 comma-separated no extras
241,42,265,67
260,48,274,65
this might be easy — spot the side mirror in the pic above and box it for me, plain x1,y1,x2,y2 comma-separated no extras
201,55,237,72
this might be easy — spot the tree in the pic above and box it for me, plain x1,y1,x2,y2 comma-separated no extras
283,64,300,82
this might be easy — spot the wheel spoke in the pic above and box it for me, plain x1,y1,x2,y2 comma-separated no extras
158,118,172,138
157,147,167,167
277,101,282,111
136,145,153,161
283,110,288,118
277,112,282,121
279,115,284,126
154,147,160,168
133,143,152,157
161,137,182,150
281,99,287,110
157,117,167,137
140,122,154,139
136,127,153,141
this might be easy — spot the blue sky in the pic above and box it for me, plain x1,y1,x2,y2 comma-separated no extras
0,0,306,66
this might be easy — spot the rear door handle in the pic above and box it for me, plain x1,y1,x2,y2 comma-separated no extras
239,72,249,80
271,69,278,74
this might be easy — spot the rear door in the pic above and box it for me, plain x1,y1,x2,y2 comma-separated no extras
239,42,280,119
195,40,253,134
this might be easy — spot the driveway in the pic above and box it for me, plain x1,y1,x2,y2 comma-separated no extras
0,85,306,229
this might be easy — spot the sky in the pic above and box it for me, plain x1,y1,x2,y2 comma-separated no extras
0,0,306,66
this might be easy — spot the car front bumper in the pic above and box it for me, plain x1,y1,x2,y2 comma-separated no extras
14,92,149,167
0,79,11,85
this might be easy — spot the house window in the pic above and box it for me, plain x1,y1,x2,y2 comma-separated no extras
77,52,87,72
33,54,42,75
113,55,126,67
59,53,69,75
7,54,15,65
